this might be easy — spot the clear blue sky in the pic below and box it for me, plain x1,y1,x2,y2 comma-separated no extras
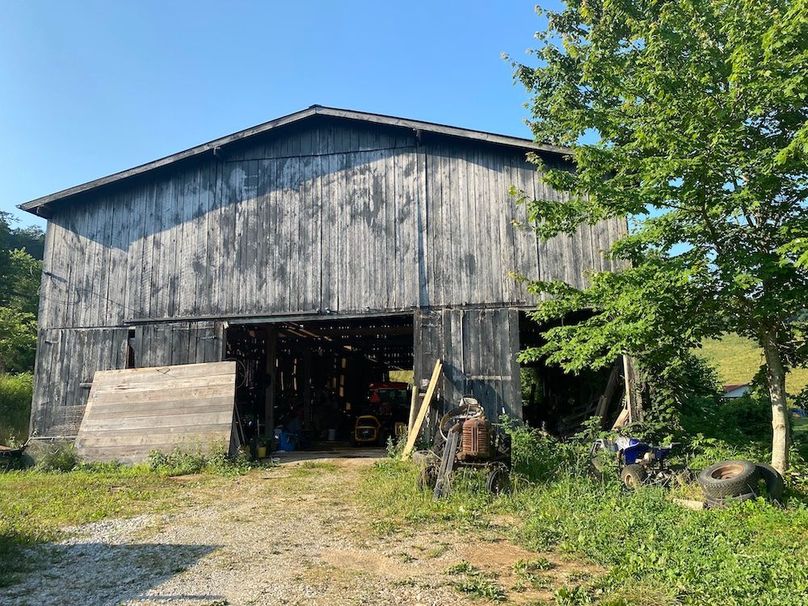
1,0,556,229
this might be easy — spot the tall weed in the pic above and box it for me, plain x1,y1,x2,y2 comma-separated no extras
35,442,78,472
505,416,610,483
147,447,253,476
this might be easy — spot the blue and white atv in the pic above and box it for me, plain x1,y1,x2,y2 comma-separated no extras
590,436,691,489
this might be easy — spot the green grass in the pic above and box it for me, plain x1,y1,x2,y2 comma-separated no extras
446,560,507,602
454,573,508,602
513,556,555,574
699,334,808,396
357,459,499,531
512,557,556,592
361,460,808,606
362,409,808,606
516,479,808,605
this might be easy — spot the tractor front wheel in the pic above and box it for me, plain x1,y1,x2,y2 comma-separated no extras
486,465,511,495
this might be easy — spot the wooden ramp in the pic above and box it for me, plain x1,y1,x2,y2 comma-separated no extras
75,361,238,463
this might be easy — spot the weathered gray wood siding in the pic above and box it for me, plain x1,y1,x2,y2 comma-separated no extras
30,327,129,437
30,321,225,437
414,308,521,421
134,321,225,368
31,118,626,438
37,120,626,329
75,362,237,463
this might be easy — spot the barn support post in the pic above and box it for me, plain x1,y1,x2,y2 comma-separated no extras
595,360,622,426
407,386,420,435
302,349,313,431
506,308,523,421
264,325,277,438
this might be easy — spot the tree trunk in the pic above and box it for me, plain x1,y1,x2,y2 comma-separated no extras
761,328,790,474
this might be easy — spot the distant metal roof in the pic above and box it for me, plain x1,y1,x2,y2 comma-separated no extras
723,383,751,398
18,105,572,216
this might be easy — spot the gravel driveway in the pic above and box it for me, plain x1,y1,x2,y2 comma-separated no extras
1,457,588,605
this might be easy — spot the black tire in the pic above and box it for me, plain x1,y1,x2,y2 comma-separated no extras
620,464,647,490
698,460,759,499
417,464,438,491
486,465,511,495
755,463,785,501
705,491,756,509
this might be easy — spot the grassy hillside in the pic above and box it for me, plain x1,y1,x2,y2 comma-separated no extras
699,334,808,396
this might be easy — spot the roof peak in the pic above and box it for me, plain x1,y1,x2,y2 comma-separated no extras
18,105,571,216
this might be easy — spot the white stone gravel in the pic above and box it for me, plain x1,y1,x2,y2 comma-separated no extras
0,459,487,606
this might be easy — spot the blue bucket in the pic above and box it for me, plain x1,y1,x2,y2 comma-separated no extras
278,430,296,452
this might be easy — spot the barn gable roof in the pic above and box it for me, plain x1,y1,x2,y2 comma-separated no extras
18,105,571,216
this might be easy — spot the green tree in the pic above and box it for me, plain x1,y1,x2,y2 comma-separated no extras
8,226,44,260
0,212,11,281
0,307,37,374
1,249,42,316
0,211,45,261
511,0,807,472
0,213,42,373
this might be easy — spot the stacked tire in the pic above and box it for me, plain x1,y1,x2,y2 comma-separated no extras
697,460,785,507
755,462,786,502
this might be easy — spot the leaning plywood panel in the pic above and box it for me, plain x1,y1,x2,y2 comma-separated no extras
75,361,237,464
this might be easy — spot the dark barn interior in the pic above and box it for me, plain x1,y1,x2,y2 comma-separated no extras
518,312,622,435
225,315,414,451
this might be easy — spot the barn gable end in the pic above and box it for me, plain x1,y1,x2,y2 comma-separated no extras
22,108,626,442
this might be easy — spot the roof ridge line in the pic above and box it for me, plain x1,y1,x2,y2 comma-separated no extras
18,106,572,215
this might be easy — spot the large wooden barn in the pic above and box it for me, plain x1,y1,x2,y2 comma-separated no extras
19,106,627,456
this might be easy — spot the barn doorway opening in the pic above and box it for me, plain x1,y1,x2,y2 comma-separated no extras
225,314,414,455
518,311,622,435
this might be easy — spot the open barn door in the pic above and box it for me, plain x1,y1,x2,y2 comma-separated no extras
75,361,238,463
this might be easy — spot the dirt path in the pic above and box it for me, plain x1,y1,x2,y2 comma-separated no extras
1,458,592,606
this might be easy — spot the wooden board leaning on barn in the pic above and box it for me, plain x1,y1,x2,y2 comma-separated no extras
402,359,443,459
75,361,238,464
